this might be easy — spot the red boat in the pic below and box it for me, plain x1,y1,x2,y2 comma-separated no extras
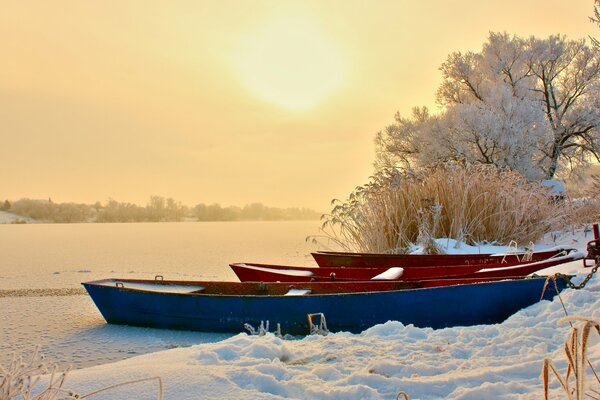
230,251,582,282
311,247,574,269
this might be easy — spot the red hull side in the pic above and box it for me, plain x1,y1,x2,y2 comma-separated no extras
457,255,581,278
226,267,529,287
311,248,572,268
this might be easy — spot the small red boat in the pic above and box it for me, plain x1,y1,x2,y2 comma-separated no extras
230,251,582,282
311,247,574,269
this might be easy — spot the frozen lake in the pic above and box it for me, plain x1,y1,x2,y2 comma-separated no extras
0,221,320,368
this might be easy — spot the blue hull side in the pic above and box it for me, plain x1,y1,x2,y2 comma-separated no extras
82,278,566,335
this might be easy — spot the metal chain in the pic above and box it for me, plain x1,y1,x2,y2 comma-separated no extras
557,261,599,290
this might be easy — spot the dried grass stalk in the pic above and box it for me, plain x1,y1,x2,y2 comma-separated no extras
0,349,163,400
0,348,77,400
542,317,600,400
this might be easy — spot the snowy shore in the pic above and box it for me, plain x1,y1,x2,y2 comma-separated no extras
30,228,598,400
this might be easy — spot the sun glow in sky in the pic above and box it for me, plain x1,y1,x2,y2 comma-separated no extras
0,1,597,210
234,16,347,110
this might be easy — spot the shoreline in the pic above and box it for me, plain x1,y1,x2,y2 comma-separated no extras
0,211,320,224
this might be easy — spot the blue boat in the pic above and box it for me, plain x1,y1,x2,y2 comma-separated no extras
82,276,568,335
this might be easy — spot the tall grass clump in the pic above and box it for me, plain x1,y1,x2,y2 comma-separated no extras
555,174,600,227
316,164,574,253
572,174,600,224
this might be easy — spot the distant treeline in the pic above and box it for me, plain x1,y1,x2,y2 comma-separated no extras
0,197,322,223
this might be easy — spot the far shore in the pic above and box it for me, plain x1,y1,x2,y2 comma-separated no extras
0,211,320,224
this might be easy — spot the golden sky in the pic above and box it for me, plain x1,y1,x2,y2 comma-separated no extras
0,0,597,210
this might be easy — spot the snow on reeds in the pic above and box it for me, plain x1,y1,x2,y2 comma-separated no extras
0,348,163,400
315,164,589,253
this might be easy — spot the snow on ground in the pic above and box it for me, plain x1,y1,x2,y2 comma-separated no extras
38,227,600,399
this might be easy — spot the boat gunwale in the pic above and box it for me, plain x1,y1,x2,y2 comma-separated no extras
312,246,576,258
82,275,571,298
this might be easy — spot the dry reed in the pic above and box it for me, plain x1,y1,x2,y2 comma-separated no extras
542,316,600,400
572,175,600,225
0,348,77,400
0,348,163,400
315,164,575,253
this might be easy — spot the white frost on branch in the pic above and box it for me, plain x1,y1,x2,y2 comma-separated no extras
376,32,600,180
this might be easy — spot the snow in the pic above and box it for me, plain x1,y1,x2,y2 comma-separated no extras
371,267,404,280
542,179,565,194
94,279,206,293
284,289,312,296
26,228,600,399
413,238,574,256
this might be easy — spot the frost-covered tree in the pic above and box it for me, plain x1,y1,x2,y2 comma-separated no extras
592,0,600,48
376,32,600,180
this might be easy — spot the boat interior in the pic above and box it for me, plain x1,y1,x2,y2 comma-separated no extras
84,276,535,296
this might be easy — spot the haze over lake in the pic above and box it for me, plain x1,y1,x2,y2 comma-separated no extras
0,221,320,290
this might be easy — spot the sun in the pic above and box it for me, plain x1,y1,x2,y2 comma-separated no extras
234,16,347,110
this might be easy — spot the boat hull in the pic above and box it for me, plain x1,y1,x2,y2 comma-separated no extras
231,252,581,282
311,248,572,268
83,276,568,335
230,262,491,282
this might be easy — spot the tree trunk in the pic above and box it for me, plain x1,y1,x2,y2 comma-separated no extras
545,140,562,180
